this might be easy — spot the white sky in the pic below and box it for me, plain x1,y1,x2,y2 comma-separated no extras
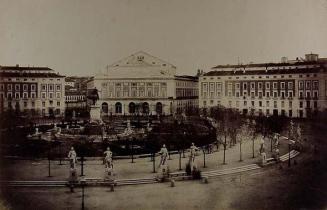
0,0,327,76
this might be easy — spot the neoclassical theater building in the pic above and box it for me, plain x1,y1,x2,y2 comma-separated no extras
88,51,198,116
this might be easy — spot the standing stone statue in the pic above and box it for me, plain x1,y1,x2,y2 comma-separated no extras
104,147,113,171
158,144,169,168
188,143,199,171
68,147,77,169
189,143,199,164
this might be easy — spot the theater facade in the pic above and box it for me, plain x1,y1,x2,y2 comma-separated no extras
89,51,198,116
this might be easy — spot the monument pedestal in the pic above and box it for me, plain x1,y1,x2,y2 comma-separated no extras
90,105,102,123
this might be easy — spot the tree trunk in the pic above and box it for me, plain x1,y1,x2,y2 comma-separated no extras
239,141,243,161
223,134,227,164
252,138,255,158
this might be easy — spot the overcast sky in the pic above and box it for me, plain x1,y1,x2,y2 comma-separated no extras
0,0,327,76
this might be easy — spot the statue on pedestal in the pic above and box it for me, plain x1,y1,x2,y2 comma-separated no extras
68,147,77,169
68,147,78,181
189,143,199,164
104,147,113,173
88,88,99,106
158,144,169,169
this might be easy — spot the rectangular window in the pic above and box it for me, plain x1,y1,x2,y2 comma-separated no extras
15,92,20,98
32,101,35,107
258,92,263,98
250,82,255,89
31,92,36,98
243,83,247,90
15,84,20,91
298,81,304,89
288,82,293,89
266,92,270,98
23,92,28,98
7,84,12,91
306,101,310,108
266,101,270,107
314,101,318,108
306,91,311,98
49,84,54,91
258,82,263,89
259,101,262,107
56,85,61,91
49,101,53,106
281,101,285,108
24,101,27,107
42,102,46,107
281,91,285,98
23,84,28,91
244,101,247,106
49,93,53,99
236,83,240,89
56,92,61,98
289,101,292,108
288,91,293,98
0,84,4,91
273,91,278,98
273,82,278,89
274,101,277,108
299,101,303,108
236,92,240,97
57,101,60,106
31,84,36,91
41,84,47,91
313,91,318,98
281,82,285,89
266,82,270,89
305,81,311,89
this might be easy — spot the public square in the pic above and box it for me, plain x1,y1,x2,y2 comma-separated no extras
1,1,327,209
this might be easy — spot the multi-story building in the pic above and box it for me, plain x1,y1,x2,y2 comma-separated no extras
64,76,91,117
199,53,327,118
88,51,198,116
0,65,65,117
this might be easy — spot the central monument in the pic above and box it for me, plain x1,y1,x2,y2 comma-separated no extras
88,88,102,123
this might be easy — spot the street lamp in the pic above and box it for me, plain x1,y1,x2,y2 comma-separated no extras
202,146,206,168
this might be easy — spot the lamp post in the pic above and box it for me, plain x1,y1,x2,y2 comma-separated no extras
202,147,206,168
47,142,52,177
182,131,186,158
223,128,227,165
152,152,156,173
179,150,182,170
80,179,86,210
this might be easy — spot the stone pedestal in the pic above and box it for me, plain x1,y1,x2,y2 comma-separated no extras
90,105,101,123
261,152,267,166
69,168,78,182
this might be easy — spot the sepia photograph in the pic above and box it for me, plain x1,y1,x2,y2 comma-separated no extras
0,0,327,209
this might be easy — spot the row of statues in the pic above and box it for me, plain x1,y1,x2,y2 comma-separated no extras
67,142,201,171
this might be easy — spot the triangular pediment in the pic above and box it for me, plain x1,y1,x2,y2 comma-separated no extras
109,51,176,68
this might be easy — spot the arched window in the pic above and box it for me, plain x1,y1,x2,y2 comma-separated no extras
102,102,108,113
129,102,135,114
115,102,122,114
142,102,149,114
156,102,162,114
